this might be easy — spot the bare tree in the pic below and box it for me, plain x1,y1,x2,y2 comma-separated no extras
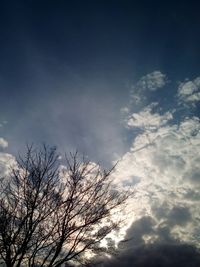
0,145,129,267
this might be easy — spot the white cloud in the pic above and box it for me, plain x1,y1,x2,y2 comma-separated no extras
0,152,16,178
0,137,8,149
127,71,168,107
126,104,173,130
113,100,200,247
137,71,167,91
178,77,200,105
178,81,198,96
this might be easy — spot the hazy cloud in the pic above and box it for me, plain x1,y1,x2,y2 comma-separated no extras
129,71,167,106
0,137,8,149
137,71,168,91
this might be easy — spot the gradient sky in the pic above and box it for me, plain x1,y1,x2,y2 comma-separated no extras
1,1,200,266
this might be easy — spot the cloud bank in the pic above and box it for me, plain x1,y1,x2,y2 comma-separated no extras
101,73,200,266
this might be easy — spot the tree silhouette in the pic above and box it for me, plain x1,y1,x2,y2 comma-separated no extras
0,145,129,267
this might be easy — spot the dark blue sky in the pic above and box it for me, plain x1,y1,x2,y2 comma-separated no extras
1,1,200,77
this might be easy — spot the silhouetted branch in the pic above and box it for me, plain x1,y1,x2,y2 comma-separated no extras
0,145,130,267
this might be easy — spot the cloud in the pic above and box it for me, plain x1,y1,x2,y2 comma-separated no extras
129,71,168,106
120,216,156,248
0,133,15,179
114,113,200,246
95,207,200,266
0,152,16,178
137,71,168,91
97,210,199,267
97,243,200,267
0,137,8,149
167,206,191,227
178,77,200,106
111,72,200,254
126,103,173,130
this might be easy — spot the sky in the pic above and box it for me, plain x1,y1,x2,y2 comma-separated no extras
1,0,200,266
